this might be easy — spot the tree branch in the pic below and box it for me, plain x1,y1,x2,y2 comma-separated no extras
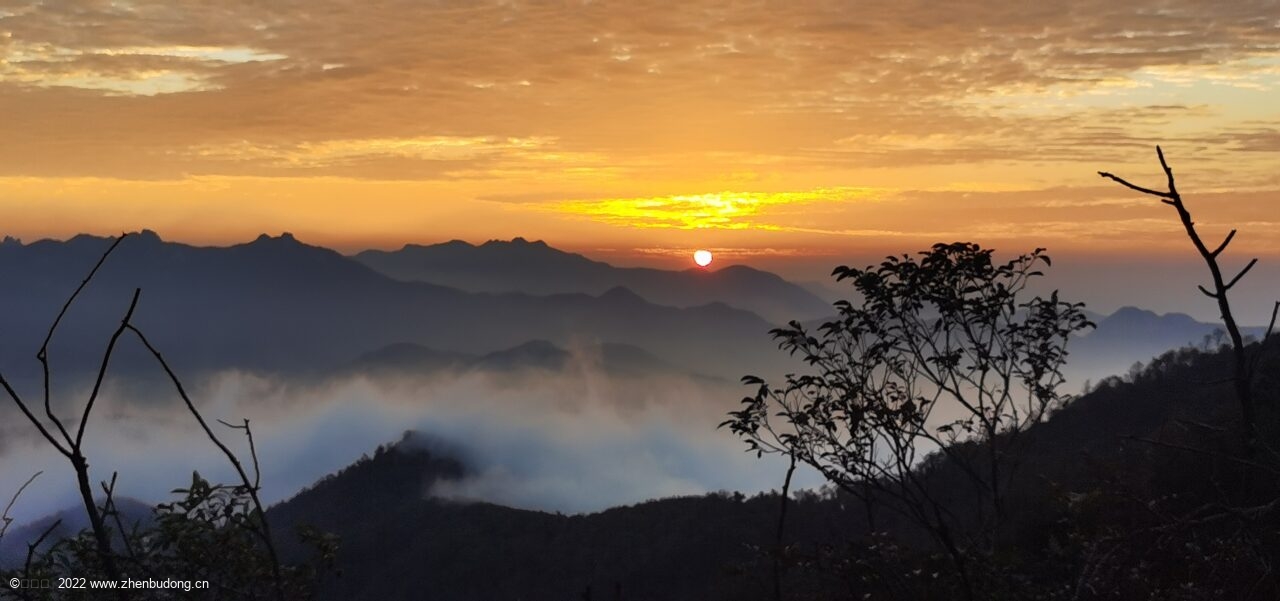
1211,230,1237,258
126,324,287,601
0,375,71,457
1101,146,1259,453
1224,258,1258,291
39,234,129,450
1,471,42,542
1096,171,1176,201
74,288,141,448
219,418,262,491
24,518,62,584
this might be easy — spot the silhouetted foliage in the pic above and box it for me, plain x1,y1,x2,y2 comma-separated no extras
724,242,1093,598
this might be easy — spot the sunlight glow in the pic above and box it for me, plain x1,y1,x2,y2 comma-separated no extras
556,188,879,230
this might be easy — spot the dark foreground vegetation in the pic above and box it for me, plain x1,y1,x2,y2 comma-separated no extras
266,335,1280,600
12,332,1267,600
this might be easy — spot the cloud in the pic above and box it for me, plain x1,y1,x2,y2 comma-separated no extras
2,0,1279,178
0,363,805,526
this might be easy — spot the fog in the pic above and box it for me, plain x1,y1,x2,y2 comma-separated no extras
0,358,818,529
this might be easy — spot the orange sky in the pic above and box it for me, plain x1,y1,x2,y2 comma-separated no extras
2,1,1279,280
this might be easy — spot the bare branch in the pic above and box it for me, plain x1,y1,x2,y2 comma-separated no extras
100,471,140,566
1096,171,1176,201
1,471,43,541
219,418,263,491
24,517,62,581
127,324,287,601
74,288,142,448
0,375,71,457
1156,145,1179,198
39,234,130,448
1211,230,1237,258
1267,301,1279,340
1224,258,1258,291
1101,146,1260,453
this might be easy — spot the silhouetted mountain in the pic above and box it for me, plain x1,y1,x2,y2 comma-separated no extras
0,232,783,394
0,498,151,568
266,432,856,601
345,342,474,374
353,238,832,323
269,335,1280,599
1067,305,1267,385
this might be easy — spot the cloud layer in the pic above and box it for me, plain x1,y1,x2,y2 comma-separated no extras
0,363,808,526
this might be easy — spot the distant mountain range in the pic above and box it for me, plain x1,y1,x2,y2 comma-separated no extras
353,238,832,323
0,231,1264,398
1068,306,1268,385
0,232,783,392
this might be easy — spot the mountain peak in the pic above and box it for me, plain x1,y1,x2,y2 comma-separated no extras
484,237,549,248
599,285,645,303
1104,306,1198,326
129,229,163,244
1,235,21,248
1110,306,1157,319
252,232,301,245
715,264,764,275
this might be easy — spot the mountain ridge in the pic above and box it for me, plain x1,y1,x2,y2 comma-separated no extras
0,231,783,389
353,238,832,323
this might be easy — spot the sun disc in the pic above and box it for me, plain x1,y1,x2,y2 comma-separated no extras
693,249,713,267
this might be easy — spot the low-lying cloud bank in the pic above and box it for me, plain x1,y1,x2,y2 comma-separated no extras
0,363,815,528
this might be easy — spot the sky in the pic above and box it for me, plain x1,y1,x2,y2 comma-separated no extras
1,0,1279,317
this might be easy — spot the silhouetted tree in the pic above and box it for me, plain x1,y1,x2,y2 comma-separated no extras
1100,146,1279,453
724,242,1092,599
1,233,334,600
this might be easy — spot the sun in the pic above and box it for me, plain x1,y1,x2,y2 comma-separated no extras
693,249,713,267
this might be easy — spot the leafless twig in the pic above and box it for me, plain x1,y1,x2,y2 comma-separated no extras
1100,147,1261,453
128,325,286,601
1,472,43,542
0,234,133,597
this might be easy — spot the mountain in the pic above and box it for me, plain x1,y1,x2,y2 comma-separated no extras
1067,305,1268,385
265,432,855,601
352,238,832,323
0,498,152,568
0,232,784,394
270,337,1280,600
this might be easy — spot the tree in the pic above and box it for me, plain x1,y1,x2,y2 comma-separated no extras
1099,146,1280,454
723,242,1092,598
0,233,334,600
